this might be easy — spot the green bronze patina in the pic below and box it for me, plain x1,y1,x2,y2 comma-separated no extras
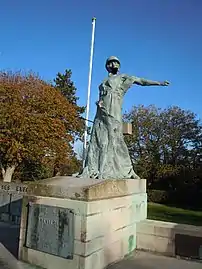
79,57,169,179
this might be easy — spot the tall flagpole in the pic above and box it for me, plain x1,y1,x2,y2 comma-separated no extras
83,17,96,168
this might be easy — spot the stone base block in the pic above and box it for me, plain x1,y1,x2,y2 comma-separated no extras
18,177,147,269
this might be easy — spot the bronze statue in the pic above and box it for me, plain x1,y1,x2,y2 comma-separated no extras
79,56,169,179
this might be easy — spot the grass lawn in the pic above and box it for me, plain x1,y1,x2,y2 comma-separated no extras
148,202,202,226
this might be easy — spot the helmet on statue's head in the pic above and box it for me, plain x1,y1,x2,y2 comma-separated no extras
105,56,120,66
105,56,121,73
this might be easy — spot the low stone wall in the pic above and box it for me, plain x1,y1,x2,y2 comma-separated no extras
136,219,202,260
0,183,28,225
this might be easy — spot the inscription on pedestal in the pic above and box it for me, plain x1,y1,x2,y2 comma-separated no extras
0,183,28,194
25,204,74,259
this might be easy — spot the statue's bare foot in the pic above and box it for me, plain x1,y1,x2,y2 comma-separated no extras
130,174,140,179
73,172,80,177
128,169,140,179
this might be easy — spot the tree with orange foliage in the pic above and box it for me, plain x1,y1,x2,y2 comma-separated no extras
0,71,84,182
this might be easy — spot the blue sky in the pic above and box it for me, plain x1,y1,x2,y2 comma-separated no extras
1,1,202,124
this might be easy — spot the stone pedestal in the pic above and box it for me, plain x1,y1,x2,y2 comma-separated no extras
18,176,147,269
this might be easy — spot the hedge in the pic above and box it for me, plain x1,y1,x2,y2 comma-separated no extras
147,189,202,210
147,189,169,204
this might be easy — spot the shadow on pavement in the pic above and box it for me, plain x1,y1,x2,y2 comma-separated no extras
0,222,20,258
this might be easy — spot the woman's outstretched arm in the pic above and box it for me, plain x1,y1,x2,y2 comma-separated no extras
132,76,169,86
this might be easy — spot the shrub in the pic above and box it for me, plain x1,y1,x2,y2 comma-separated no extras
147,189,169,204
147,189,202,210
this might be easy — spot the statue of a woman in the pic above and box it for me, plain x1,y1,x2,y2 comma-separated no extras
79,56,169,179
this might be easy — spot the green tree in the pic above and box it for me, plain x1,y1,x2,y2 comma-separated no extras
124,105,202,190
0,71,84,182
13,159,53,182
54,69,85,117
53,69,85,174
160,106,202,166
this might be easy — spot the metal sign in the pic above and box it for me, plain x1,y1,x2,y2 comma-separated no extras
25,204,74,259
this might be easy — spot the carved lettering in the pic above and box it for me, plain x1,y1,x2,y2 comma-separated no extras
1,185,10,191
16,185,28,193
26,204,74,258
38,217,58,226
0,184,28,193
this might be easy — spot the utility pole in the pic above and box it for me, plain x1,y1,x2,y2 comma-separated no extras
83,17,96,168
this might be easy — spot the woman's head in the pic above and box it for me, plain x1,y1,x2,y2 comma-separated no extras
105,56,120,74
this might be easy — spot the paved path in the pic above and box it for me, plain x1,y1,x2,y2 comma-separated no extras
109,251,202,269
0,251,201,269
0,221,200,268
